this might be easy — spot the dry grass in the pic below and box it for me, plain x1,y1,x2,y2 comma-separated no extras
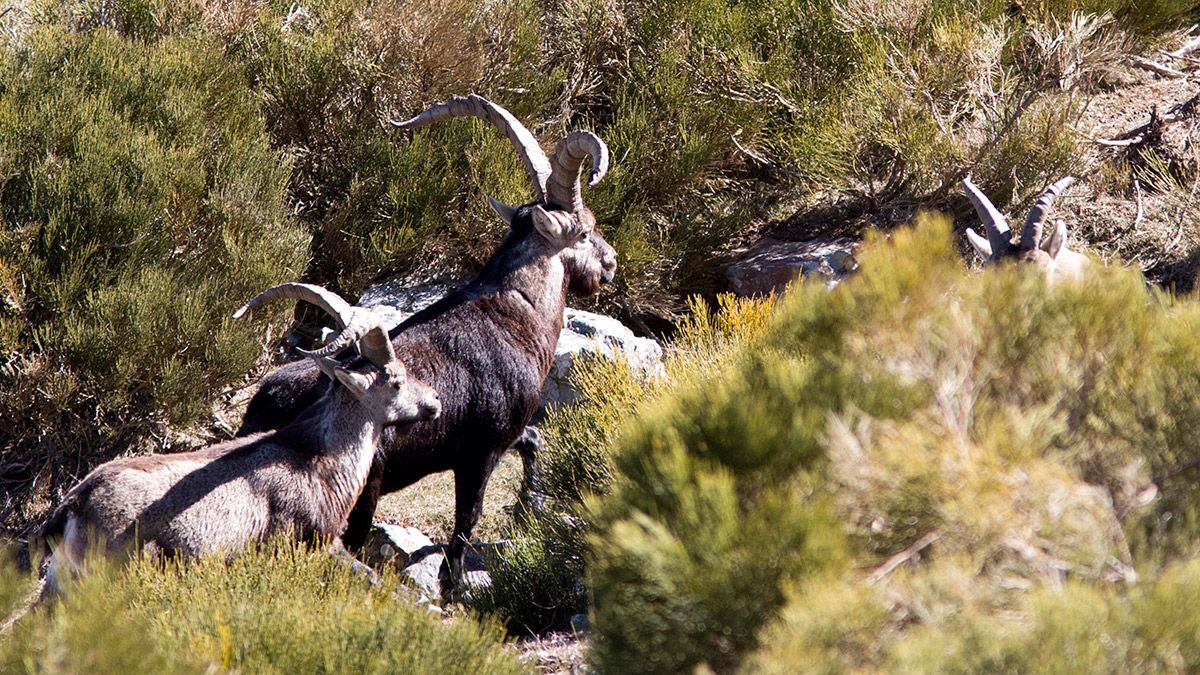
375,452,525,543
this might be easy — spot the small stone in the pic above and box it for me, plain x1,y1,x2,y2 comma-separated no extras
361,524,435,570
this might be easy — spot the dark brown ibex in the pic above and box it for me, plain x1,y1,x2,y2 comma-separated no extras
963,176,1090,281
236,95,617,597
39,284,440,595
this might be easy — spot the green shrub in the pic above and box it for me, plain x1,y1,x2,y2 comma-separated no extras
749,557,1200,673
473,295,780,634
577,215,1200,671
0,23,308,529
0,539,527,674
50,0,1182,319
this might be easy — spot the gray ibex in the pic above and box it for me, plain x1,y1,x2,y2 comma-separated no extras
237,94,617,597
963,176,1090,281
38,283,440,595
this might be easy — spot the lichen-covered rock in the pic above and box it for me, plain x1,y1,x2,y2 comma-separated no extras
726,237,859,296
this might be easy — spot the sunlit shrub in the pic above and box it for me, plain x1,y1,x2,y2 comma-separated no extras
0,540,526,673
0,23,308,528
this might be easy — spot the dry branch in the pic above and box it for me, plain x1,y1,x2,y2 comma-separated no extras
1127,55,1187,79
867,530,941,585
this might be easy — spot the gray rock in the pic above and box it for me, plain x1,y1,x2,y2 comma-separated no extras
362,523,435,568
403,544,446,598
358,278,458,331
361,524,443,596
543,308,663,410
358,279,664,415
727,237,859,296
363,524,509,598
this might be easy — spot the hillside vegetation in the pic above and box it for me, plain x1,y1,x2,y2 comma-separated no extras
486,217,1200,672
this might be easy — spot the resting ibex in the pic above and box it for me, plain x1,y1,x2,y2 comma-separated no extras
39,284,441,595
237,95,617,596
963,176,1090,281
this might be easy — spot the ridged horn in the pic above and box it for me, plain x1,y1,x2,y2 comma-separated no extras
1020,177,1075,252
545,131,609,215
391,94,551,200
357,325,396,369
234,283,395,369
962,176,1012,260
233,283,355,328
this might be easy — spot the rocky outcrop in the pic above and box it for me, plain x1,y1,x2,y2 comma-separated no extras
726,237,859,296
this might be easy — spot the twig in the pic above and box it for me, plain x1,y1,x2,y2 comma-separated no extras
1093,135,1144,147
1166,34,1200,60
1127,55,1187,79
729,133,769,166
867,530,941,585
1133,178,1144,231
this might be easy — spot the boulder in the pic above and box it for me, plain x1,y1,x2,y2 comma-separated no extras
362,524,504,598
543,308,664,410
726,237,859,296
358,279,664,415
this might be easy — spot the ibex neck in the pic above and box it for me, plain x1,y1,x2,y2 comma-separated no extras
476,236,568,326
314,396,381,517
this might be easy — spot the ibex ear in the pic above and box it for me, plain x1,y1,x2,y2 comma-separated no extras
314,356,339,380
1043,219,1068,261
530,205,583,245
332,366,372,398
487,196,517,226
965,228,993,259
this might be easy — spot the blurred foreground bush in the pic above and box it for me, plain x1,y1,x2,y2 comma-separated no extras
0,539,526,673
586,217,1200,672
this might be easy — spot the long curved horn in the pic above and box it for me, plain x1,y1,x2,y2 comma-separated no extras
391,94,551,200
233,283,355,328
545,131,609,215
1020,177,1075,252
962,176,1011,260
234,283,396,368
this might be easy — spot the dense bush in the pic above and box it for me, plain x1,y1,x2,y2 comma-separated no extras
477,216,1200,670
0,539,526,673
0,23,308,529
579,217,1200,672
473,295,779,633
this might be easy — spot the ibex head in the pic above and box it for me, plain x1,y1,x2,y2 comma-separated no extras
235,283,441,425
963,176,1089,282
391,95,617,295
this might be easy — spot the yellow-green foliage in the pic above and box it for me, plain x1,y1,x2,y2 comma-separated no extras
0,22,308,527
585,216,1200,672
473,294,780,634
752,557,1200,673
1,540,527,674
